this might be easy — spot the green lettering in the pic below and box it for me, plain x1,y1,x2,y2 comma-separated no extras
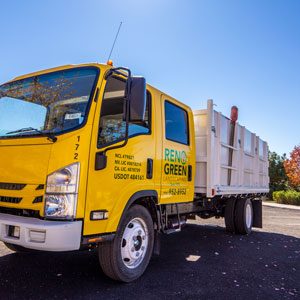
165,149,170,161
175,150,181,163
181,151,187,165
170,150,175,162
182,165,187,176
174,164,178,175
169,163,174,174
178,165,182,175
164,163,170,174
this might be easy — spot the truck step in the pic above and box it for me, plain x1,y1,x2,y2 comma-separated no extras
164,228,181,234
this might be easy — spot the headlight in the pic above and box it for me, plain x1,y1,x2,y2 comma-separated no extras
46,163,79,194
44,194,77,219
45,162,80,219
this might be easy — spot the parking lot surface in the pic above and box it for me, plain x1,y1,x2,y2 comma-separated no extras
0,206,299,300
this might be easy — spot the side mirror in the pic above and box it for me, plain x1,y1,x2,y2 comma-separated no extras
129,77,146,122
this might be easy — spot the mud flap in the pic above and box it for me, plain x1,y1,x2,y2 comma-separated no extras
153,231,161,256
252,199,263,228
224,198,237,233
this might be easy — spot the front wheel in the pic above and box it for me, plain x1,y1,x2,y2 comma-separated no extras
98,205,154,282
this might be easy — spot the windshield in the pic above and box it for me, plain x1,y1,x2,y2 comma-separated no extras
0,67,98,139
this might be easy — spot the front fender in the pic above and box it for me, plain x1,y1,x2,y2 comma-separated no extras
105,190,158,233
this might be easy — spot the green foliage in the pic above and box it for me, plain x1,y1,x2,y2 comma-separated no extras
268,151,288,197
273,190,300,206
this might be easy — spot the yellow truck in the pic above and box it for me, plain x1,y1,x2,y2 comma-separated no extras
0,63,269,282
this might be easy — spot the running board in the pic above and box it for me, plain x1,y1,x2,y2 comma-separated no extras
164,228,181,234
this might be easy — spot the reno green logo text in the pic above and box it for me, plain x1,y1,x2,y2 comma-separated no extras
164,148,188,176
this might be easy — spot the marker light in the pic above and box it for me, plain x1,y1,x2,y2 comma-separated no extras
230,106,239,124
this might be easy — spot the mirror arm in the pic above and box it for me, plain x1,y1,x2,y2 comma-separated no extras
95,67,132,171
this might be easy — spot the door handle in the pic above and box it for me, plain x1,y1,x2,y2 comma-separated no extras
95,151,107,170
188,165,192,181
147,158,153,179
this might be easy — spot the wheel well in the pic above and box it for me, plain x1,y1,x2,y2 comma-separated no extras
129,197,159,230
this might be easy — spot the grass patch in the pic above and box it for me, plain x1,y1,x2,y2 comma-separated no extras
273,190,300,206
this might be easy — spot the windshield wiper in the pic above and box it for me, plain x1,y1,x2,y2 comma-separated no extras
6,127,57,143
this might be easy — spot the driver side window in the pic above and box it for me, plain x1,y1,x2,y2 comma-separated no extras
97,76,150,148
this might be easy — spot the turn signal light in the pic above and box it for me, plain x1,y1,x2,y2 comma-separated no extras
90,210,109,220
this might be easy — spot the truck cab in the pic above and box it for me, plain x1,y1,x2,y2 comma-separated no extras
0,63,197,281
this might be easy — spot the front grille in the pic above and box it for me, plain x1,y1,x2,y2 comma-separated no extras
0,206,40,218
0,182,26,190
0,196,22,204
36,184,45,190
33,196,43,204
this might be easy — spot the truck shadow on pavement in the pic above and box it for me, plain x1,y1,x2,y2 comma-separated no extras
0,224,299,300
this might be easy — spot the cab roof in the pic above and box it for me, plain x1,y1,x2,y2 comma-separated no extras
5,62,192,113
10,62,110,82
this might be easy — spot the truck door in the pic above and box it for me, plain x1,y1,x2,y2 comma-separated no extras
84,75,156,236
160,95,195,204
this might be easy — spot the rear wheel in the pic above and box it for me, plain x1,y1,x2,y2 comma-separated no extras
98,205,154,282
224,198,237,233
234,198,253,235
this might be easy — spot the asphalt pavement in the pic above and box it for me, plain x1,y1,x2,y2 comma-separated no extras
0,206,299,300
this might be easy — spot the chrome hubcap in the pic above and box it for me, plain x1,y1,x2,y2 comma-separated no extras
121,218,148,269
245,203,252,228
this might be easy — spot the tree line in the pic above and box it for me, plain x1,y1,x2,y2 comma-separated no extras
269,145,300,204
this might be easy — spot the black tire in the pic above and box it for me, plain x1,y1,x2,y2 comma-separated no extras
234,198,253,235
98,205,154,282
224,198,237,233
4,242,37,253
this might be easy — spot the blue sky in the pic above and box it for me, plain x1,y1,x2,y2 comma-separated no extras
0,0,299,155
